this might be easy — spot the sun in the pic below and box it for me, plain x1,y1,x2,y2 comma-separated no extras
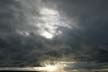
36,7,61,39
40,31,54,39
40,7,59,15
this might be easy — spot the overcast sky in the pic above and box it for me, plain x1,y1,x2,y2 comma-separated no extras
0,0,108,67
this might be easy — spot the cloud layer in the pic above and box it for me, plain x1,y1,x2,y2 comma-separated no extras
0,0,108,67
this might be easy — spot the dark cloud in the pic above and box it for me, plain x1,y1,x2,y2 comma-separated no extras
0,0,108,67
53,0,108,16
78,16,108,62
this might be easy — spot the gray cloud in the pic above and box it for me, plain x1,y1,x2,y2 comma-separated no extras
53,0,108,16
0,0,108,67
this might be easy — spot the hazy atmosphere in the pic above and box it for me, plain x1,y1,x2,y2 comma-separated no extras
0,0,108,69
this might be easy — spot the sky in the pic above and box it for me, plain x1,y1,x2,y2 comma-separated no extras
0,0,108,67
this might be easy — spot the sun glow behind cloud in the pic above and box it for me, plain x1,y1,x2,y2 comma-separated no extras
36,7,61,39
40,7,59,15
35,7,72,39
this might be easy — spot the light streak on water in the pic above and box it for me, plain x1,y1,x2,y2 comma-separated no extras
0,62,108,72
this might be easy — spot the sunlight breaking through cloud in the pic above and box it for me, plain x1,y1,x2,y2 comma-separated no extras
40,7,59,15
36,7,72,39
37,7,61,39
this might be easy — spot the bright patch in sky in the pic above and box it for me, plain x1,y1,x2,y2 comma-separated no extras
37,7,61,39
40,8,59,15
40,31,54,39
35,7,72,39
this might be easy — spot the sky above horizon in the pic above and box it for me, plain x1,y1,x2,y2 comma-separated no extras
0,0,108,67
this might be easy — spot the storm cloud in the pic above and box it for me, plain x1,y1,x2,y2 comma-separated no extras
0,0,108,67
53,0,108,16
